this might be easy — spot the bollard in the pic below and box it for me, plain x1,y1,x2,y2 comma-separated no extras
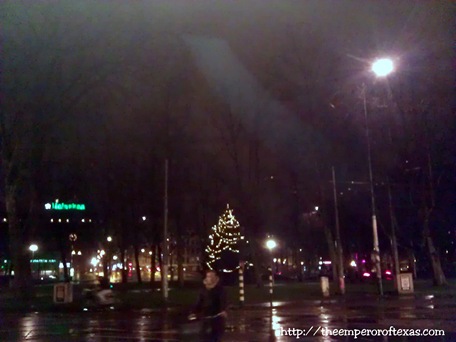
268,267,274,339
53,282,73,303
268,266,273,302
339,276,346,295
320,276,330,297
239,262,245,307
397,273,414,294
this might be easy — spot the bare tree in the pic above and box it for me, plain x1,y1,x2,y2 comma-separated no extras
203,92,280,286
259,24,348,292
1,3,134,292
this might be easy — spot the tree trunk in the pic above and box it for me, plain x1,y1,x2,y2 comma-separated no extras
409,247,417,279
251,240,263,288
323,224,338,291
102,255,109,281
105,248,111,281
425,234,447,286
422,203,446,285
6,189,32,295
332,167,345,294
175,209,185,287
158,244,164,284
7,261,13,277
170,257,175,282
57,226,70,282
335,241,345,294
391,234,400,285
60,249,69,282
422,140,446,286
133,244,142,283
120,248,128,284
387,183,401,289
150,244,157,285
177,241,184,287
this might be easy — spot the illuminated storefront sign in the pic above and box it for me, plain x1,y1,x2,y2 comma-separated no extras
30,259,57,263
44,201,86,211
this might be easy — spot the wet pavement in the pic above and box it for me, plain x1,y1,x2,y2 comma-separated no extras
1,295,455,341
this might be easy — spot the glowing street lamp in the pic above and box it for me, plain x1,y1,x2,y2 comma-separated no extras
91,257,98,267
266,239,277,251
371,58,394,77
265,238,277,305
29,244,39,277
29,244,38,259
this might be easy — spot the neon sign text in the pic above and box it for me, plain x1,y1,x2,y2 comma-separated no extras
45,202,86,211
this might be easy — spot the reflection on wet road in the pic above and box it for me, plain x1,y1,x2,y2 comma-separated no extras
0,295,455,341
1,312,180,341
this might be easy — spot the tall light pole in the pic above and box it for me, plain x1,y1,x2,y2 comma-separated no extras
265,238,277,341
106,236,113,280
29,244,38,278
363,57,395,296
162,159,169,303
332,167,345,295
29,244,38,259
265,238,277,304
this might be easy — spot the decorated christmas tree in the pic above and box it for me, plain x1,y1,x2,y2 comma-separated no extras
205,204,243,272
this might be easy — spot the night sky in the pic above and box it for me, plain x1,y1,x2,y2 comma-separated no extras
1,1,454,269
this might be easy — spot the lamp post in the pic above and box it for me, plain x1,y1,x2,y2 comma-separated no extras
363,57,395,296
265,238,277,341
69,233,77,281
265,238,277,304
106,236,113,280
162,159,169,303
29,244,38,259
29,244,38,278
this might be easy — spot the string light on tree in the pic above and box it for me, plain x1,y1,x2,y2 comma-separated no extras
205,204,243,272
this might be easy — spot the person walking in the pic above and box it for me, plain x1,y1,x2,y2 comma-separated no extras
190,270,228,341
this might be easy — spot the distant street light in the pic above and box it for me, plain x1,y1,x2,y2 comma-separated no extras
363,57,395,296
265,237,277,337
91,257,98,267
265,238,277,306
29,244,38,259
107,236,112,242
29,244,38,278
29,243,38,276
266,239,277,251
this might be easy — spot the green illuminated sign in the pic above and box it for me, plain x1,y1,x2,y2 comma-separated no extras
45,201,86,211
30,259,57,263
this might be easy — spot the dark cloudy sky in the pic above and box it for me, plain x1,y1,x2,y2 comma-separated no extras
1,1,454,256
